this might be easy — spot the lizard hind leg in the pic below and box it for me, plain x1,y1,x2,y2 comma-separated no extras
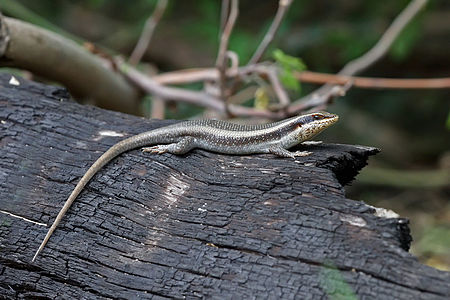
142,136,196,155
268,146,312,158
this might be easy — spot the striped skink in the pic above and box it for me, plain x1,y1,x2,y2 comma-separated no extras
32,111,338,261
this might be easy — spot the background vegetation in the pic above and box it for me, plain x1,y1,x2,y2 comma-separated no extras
1,0,448,270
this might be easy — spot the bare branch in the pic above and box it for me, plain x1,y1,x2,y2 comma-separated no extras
290,0,429,114
154,66,450,90
119,61,285,119
129,0,168,66
216,0,239,101
248,0,293,65
154,68,220,85
258,65,290,107
150,97,165,119
121,62,225,112
228,104,285,119
220,0,230,38
339,0,428,76
296,71,450,89
226,50,239,75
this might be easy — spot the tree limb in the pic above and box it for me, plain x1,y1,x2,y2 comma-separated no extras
0,16,142,115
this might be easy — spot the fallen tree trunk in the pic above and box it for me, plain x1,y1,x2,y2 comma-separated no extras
0,73,448,299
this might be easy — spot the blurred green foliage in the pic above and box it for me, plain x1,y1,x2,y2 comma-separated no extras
390,17,424,61
446,111,450,130
273,49,307,92
320,260,357,300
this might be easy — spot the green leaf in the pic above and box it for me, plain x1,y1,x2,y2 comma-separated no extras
272,49,306,71
272,49,305,92
279,69,300,92
320,260,358,300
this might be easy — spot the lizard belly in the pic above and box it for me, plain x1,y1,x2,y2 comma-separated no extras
195,137,278,155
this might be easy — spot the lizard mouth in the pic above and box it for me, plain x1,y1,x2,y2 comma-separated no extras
315,113,339,128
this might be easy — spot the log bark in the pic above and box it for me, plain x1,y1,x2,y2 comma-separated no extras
0,73,448,299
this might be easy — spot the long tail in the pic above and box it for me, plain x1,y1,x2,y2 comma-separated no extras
32,131,165,262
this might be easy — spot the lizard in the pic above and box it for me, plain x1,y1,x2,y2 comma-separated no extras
32,111,339,262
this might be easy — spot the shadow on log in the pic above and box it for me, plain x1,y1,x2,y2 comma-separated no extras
0,73,448,299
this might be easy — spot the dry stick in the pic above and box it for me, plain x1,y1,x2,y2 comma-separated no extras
154,67,450,90
235,0,292,109
122,63,225,112
120,61,283,119
216,0,239,102
225,50,239,75
220,0,230,38
128,0,168,119
259,65,290,107
129,0,168,65
341,0,428,76
156,62,450,91
248,0,293,65
296,71,450,89
154,64,265,85
288,0,429,114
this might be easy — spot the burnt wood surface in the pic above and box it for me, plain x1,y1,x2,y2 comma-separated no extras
0,73,449,299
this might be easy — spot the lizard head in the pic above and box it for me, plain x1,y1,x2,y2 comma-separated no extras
294,111,339,142
279,111,339,149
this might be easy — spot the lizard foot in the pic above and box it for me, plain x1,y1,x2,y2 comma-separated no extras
142,146,168,154
292,151,312,157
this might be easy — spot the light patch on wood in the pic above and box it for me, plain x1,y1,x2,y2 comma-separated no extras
198,203,208,212
260,169,276,175
340,214,367,227
369,205,400,219
0,210,46,226
74,140,88,149
93,130,125,141
9,76,20,86
162,174,190,208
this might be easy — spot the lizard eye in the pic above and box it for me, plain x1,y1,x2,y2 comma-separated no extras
312,114,324,120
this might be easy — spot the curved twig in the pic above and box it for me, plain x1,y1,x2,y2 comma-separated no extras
129,0,168,65
248,0,293,65
289,0,429,113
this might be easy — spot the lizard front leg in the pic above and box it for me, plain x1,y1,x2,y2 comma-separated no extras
142,137,196,155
